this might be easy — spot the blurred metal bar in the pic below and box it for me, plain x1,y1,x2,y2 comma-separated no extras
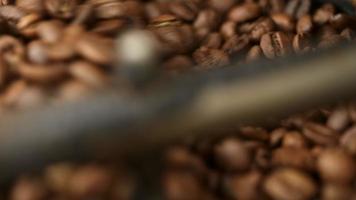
0,43,355,181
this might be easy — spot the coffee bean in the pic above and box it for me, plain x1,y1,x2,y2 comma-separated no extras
36,20,64,43
260,32,291,59
272,147,314,170
246,45,263,62
330,14,356,30
202,32,222,49
303,122,339,146
220,21,236,40
208,0,235,13
285,0,311,19
69,60,108,88
76,33,114,64
194,9,220,39
45,0,77,19
313,3,335,25
223,171,262,200
222,34,250,56
282,131,308,148
91,19,127,36
228,3,261,23
271,13,295,32
317,148,355,183
264,168,317,200
292,33,311,54
250,17,275,41
16,0,44,13
193,47,229,70
214,138,251,172
340,125,356,155
326,106,350,132
169,1,196,22
296,14,313,34
321,183,355,200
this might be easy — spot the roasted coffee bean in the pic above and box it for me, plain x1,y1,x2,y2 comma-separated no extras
220,21,236,39
208,0,235,13
69,60,108,88
296,15,313,34
36,20,64,43
326,106,350,132
193,47,229,70
330,14,356,30
16,0,44,13
250,17,275,41
202,32,222,49
10,177,48,200
0,35,25,63
223,171,262,200
282,131,308,148
194,9,220,39
317,148,355,184
16,13,41,37
0,5,26,25
222,34,250,56
16,62,67,83
239,126,269,141
246,45,263,62
27,40,49,64
169,1,197,22
285,0,311,19
76,33,114,64
228,3,261,23
303,122,339,146
272,147,314,170
91,19,127,36
214,138,251,172
292,33,311,54
45,0,77,19
313,3,335,25
340,125,356,155
321,183,355,200
264,168,317,200
271,13,295,32
260,32,291,59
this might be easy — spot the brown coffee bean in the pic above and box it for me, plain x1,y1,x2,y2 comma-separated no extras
285,0,311,19
44,163,76,193
264,168,317,200
10,177,48,200
313,3,335,25
317,148,355,183
303,122,339,146
76,33,114,64
272,147,314,170
296,15,313,34
214,138,251,172
16,62,67,83
282,131,307,148
202,32,222,49
144,2,168,21
71,3,94,25
93,1,140,20
162,170,206,200
222,34,250,56
292,33,311,54
271,13,295,32
268,0,285,13
165,146,207,173
321,183,355,200
45,0,77,19
220,21,236,40
36,20,64,43
208,0,235,13
69,60,108,88
340,125,356,155
326,106,350,132
91,19,127,36
16,0,44,13
163,55,194,74
250,17,275,41
223,171,262,200
270,128,287,147
0,35,25,64
68,164,113,198
16,13,41,37
193,9,220,37
260,32,292,59
193,47,229,70
169,1,196,22
239,126,269,141
0,5,26,24
228,3,261,23
246,45,263,62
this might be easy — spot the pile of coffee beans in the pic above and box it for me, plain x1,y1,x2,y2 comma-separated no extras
0,0,353,111
6,103,356,200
